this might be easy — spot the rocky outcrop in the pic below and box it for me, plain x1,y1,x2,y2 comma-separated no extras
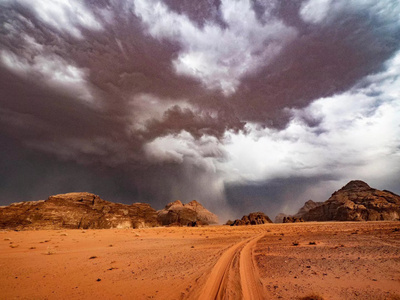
275,200,323,223
294,200,324,218
231,212,273,226
157,200,218,226
282,216,304,223
0,192,159,230
274,213,288,223
225,220,234,226
303,180,400,221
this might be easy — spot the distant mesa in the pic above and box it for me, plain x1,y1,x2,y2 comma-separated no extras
277,180,400,222
157,200,218,226
0,192,159,230
229,212,273,226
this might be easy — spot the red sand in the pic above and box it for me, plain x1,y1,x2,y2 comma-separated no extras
1,221,399,299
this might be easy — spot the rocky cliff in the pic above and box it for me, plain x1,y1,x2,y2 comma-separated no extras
157,200,218,226
303,180,400,221
0,192,159,230
230,212,273,226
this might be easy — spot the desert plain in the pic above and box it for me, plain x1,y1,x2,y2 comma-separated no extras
1,221,400,300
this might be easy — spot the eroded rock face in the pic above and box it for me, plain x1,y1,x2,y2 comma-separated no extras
274,200,323,223
231,212,273,226
0,192,159,230
157,200,218,226
294,200,324,218
303,180,400,221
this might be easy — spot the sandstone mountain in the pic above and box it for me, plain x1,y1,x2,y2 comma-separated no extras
0,192,158,230
294,200,324,218
274,200,323,223
157,200,218,226
230,212,273,226
303,180,400,221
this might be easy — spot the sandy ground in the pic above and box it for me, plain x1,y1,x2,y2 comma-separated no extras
0,222,399,300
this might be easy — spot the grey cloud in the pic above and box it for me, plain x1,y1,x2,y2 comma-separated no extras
229,3,400,127
134,0,297,95
224,175,339,220
143,105,245,140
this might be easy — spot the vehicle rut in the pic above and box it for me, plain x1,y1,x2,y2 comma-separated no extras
198,233,265,300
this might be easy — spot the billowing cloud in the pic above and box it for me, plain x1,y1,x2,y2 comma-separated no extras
134,0,297,95
0,0,399,220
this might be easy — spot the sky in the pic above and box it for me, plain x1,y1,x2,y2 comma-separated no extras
0,0,399,221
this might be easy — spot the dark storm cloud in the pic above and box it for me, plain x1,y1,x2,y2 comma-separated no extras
230,2,400,127
0,0,399,219
224,175,338,220
144,105,245,140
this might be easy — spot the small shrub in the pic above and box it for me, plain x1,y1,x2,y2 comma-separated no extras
46,247,56,255
299,294,324,300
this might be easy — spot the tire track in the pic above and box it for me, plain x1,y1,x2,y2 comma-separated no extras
240,234,265,300
198,233,265,300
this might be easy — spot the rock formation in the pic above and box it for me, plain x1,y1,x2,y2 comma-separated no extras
230,212,273,226
225,220,234,226
275,200,323,223
157,200,218,226
294,200,324,218
274,213,288,223
282,216,304,223
0,192,158,230
302,180,400,221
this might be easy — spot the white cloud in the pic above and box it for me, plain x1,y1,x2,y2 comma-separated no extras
136,50,400,197
220,51,400,185
134,0,296,95
144,131,224,172
299,0,332,24
300,0,400,25
128,93,194,131
14,0,102,38
0,49,93,103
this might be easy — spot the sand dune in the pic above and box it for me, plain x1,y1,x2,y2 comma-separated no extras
1,222,399,299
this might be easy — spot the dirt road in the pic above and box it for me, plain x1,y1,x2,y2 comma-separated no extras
199,233,265,300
